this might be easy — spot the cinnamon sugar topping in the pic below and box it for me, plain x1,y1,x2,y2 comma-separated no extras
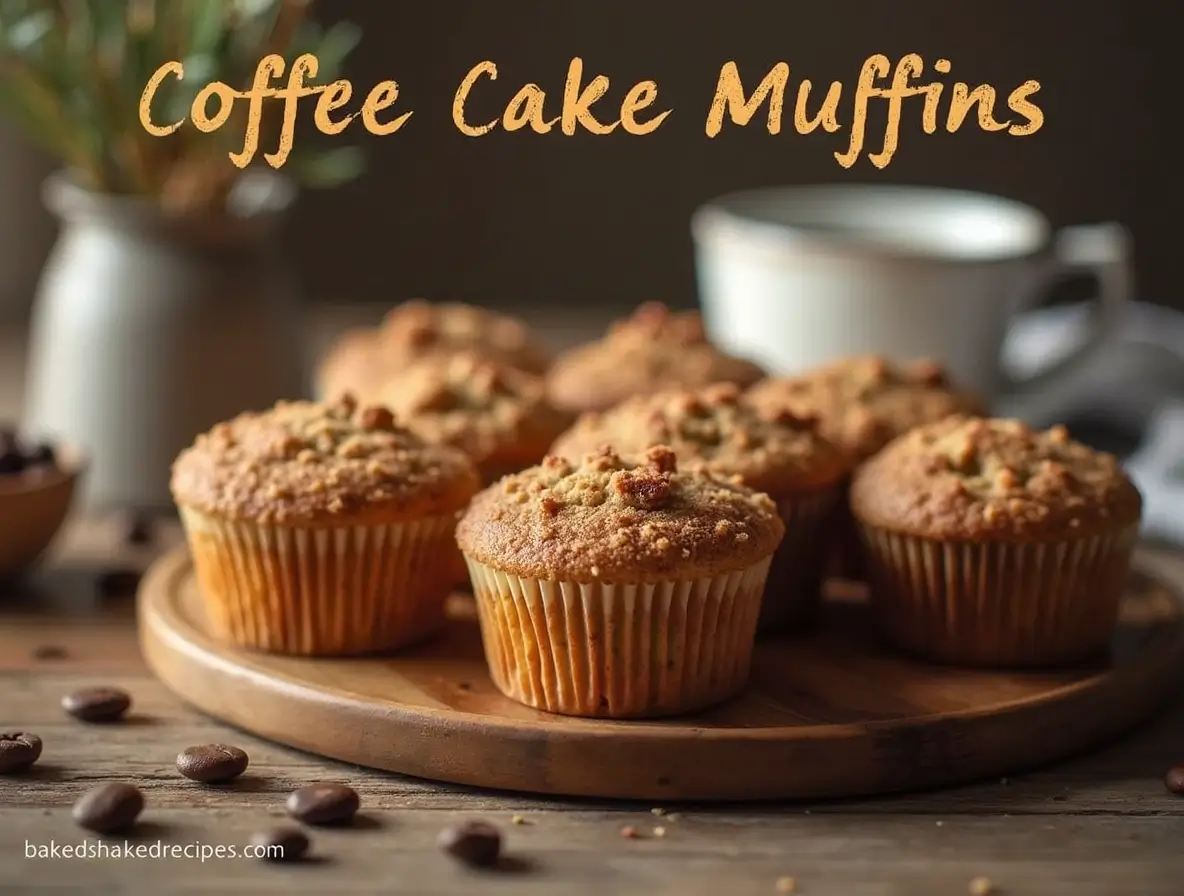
456,445,784,582
371,354,572,477
746,355,985,461
550,384,847,494
170,395,481,524
849,416,1142,539
546,303,766,414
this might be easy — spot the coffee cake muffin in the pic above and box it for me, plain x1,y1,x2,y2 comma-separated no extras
550,383,848,630
374,354,572,484
171,394,481,656
456,445,785,718
850,416,1142,667
315,300,553,401
546,302,766,415
748,356,986,578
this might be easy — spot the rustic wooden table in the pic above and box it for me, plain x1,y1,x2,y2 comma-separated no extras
2,313,1184,894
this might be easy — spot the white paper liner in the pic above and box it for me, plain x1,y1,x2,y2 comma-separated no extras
463,556,772,718
179,507,460,656
759,488,840,632
858,523,1139,667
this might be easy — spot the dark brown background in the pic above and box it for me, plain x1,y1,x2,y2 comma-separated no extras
282,0,1176,315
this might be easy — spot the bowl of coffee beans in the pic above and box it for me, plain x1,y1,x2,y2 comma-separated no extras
0,424,85,579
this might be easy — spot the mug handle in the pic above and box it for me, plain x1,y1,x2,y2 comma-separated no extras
998,221,1132,397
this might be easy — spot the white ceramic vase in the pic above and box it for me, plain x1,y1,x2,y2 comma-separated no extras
23,173,308,511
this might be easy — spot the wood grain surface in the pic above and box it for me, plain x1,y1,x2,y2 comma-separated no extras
139,547,1184,803
0,517,1183,893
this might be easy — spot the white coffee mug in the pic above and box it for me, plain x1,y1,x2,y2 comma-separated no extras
691,184,1131,417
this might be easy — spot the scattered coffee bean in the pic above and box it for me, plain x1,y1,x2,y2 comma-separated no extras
251,827,310,863
1165,764,1184,794
619,825,640,839
32,645,67,661
176,744,249,784
95,568,142,598
62,686,132,723
438,820,501,867
0,732,42,774
121,512,154,547
72,783,144,834
286,783,359,825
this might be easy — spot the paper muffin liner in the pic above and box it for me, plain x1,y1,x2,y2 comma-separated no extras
856,522,1139,667
179,507,461,656
758,487,841,633
463,556,773,718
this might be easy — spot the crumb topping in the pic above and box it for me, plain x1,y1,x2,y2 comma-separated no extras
170,394,481,524
550,382,848,494
546,303,766,413
378,300,553,374
372,354,572,471
747,355,986,461
456,445,785,582
850,416,1143,539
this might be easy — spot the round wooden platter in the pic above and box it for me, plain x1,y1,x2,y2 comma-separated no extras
138,548,1184,802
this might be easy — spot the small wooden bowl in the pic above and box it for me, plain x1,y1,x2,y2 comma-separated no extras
0,444,85,579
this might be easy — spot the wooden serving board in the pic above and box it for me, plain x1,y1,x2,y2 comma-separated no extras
137,548,1184,802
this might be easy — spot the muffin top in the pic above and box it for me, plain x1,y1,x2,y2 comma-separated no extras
378,300,553,374
372,354,572,473
746,355,986,462
456,445,785,582
549,382,848,495
849,416,1142,541
171,394,481,525
546,303,766,414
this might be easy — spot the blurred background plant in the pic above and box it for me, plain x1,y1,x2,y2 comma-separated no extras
0,0,363,214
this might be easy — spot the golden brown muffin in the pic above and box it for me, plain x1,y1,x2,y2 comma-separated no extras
545,302,766,415
315,300,553,401
550,382,847,630
373,353,573,485
456,445,784,718
378,300,552,374
171,394,481,656
747,355,986,579
850,415,1142,668
747,355,986,462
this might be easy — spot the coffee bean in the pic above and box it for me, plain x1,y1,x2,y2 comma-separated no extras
95,568,142,598
1165,764,1184,794
0,733,42,774
62,686,132,723
72,783,143,834
32,645,67,661
176,744,249,784
438,820,502,867
251,827,310,863
286,783,360,825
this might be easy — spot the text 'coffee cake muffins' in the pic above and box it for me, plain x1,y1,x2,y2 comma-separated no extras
850,416,1142,667
456,446,785,718
550,383,848,631
374,353,573,485
747,355,987,578
546,302,766,415
171,395,481,656
315,300,553,401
